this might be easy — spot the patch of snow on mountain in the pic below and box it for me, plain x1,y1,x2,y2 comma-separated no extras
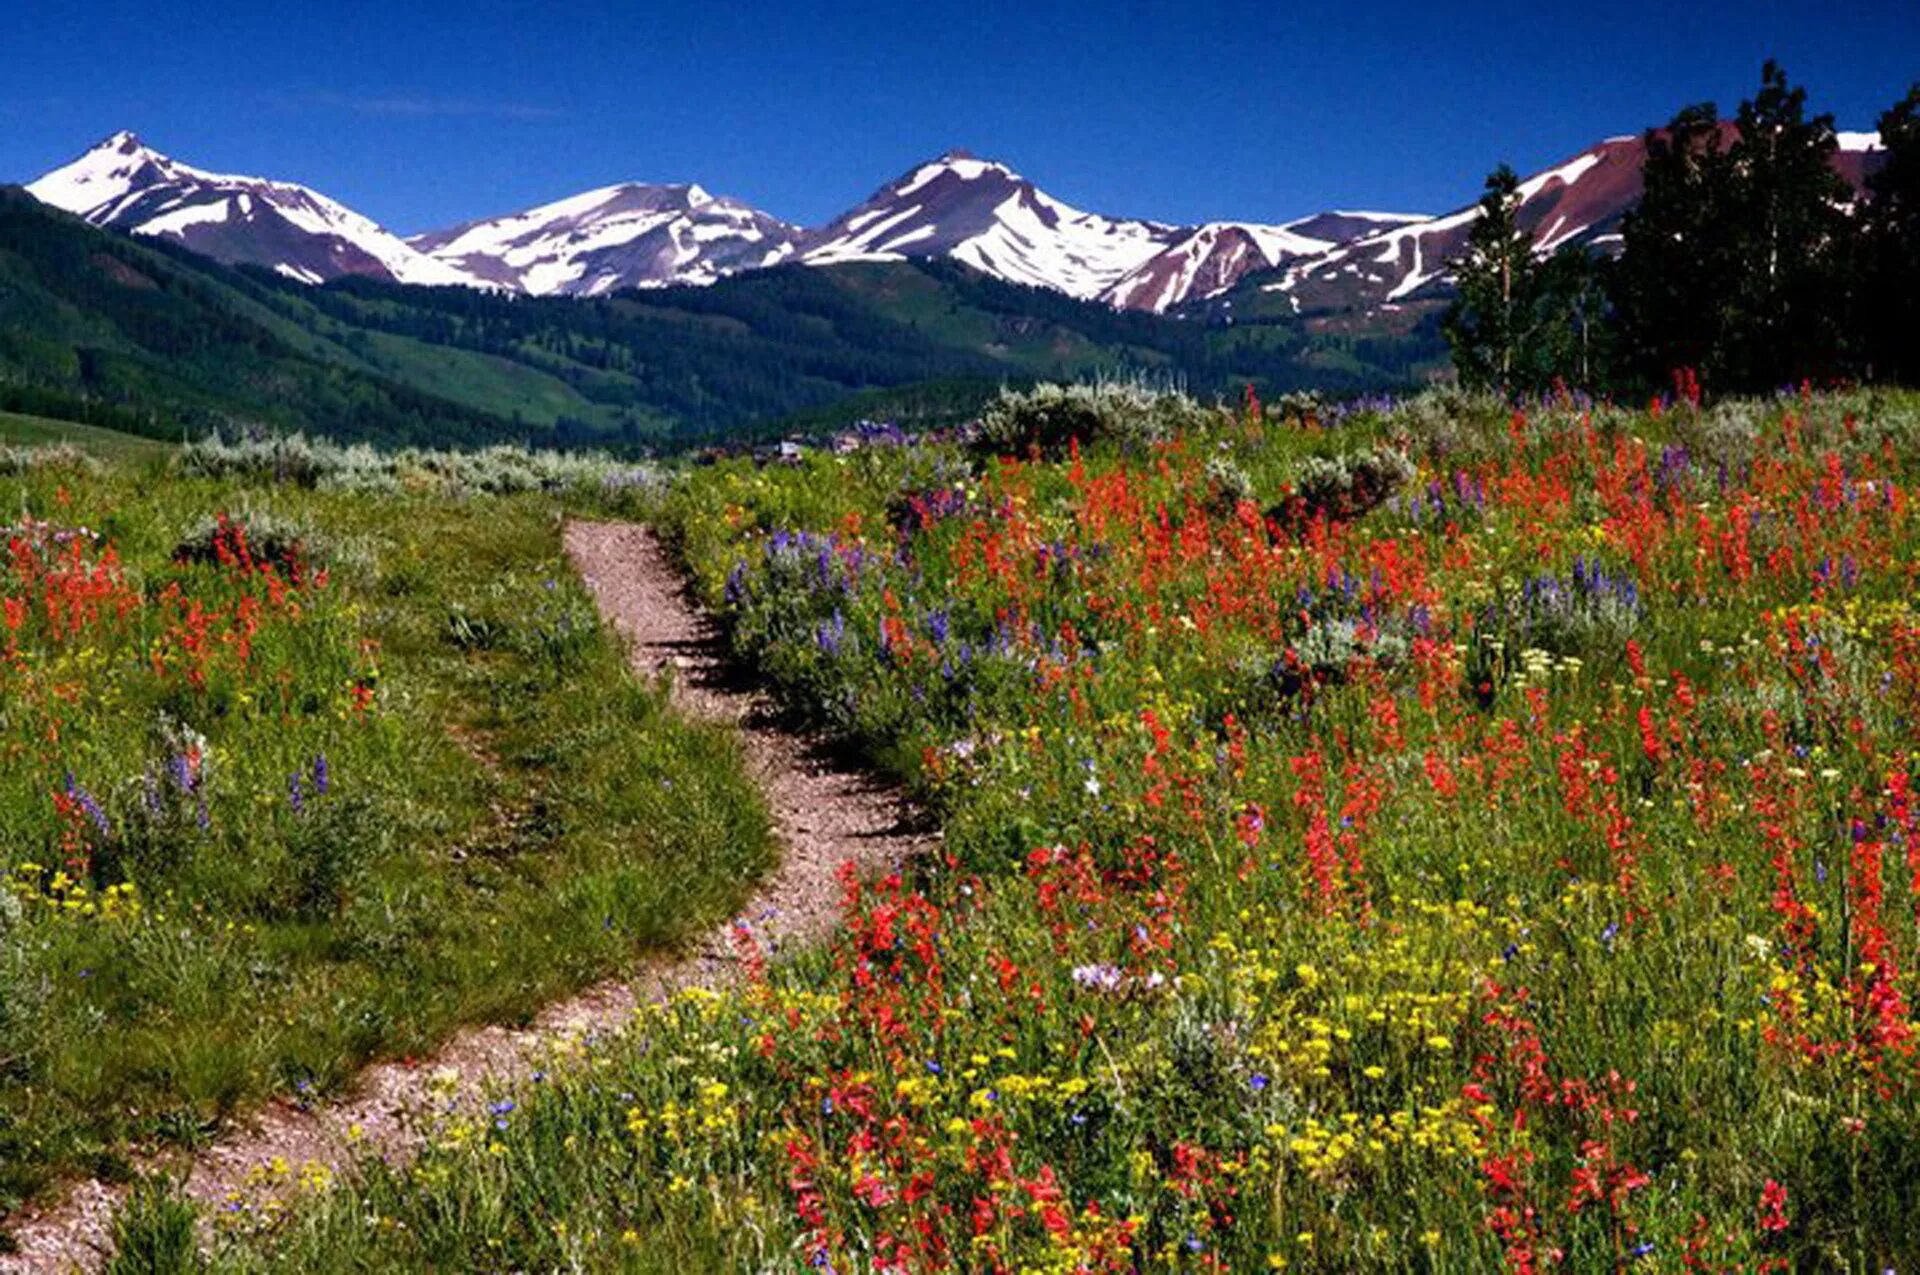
1516,152,1602,202
139,199,236,235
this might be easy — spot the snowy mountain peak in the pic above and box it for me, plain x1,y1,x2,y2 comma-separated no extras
408,180,802,296
28,130,178,215
26,133,485,288
800,150,1170,299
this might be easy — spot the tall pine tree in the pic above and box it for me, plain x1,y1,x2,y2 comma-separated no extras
1614,104,1736,388
1615,63,1852,394
1443,165,1538,392
1862,83,1920,383
1721,60,1850,388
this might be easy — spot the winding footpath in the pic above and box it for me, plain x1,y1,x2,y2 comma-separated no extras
2,521,929,1273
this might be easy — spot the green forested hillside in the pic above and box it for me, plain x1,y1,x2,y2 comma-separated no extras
0,188,1443,447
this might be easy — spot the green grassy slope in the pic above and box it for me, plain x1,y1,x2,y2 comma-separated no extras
0,409,171,459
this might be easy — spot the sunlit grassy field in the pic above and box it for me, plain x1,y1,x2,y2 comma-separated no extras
0,411,171,461
0,442,772,1223
82,384,1920,1272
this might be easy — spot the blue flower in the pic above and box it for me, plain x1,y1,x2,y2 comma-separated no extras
63,773,110,837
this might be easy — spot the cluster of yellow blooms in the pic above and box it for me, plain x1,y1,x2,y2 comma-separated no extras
8,864,140,920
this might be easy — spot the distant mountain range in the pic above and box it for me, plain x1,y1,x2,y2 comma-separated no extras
3,125,1888,451
34,125,1881,322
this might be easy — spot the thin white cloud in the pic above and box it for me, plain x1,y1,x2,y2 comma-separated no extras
278,91,563,121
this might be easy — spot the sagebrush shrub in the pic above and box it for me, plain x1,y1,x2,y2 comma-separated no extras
177,433,628,496
1269,447,1414,532
0,443,102,476
172,511,332,576
972,382,1220,458
1202,456,1256,516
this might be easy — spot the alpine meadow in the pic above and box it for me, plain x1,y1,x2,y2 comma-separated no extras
4,12,1920,1274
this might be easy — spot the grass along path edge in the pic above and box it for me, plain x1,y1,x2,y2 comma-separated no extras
1,520,929,1274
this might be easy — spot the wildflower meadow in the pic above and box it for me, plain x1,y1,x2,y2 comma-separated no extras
95,382,1920,1273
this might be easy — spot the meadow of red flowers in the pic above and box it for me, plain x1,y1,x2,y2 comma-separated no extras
89,386,1920,1270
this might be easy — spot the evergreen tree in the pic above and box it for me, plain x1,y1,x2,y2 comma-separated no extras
1615,63,1852,394
1442,165,1538,391
1531,246,1614,390
1721,60,1850,387
1861,83,1920,383
1613,104,1736,388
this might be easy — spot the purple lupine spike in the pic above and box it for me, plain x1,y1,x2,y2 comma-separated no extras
64,773,110,838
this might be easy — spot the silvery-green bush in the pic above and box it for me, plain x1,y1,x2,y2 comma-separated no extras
1203,456,1256,515
1271,447,1414,531
176,433,630,496
0,443,102,476
973,382,1221,458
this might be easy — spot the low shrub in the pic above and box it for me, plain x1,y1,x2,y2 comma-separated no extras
172,511,332,577
972,382,1220,458
0,444,102,477
1269,446,1414,532
177,433,628,496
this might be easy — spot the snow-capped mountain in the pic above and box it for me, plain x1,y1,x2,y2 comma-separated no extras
798,151,1180,300
409,183,801,295
1102,212,1422,312
794,151,1403,311
11,135,1437,313
26,131,483,288
1273,130,1888,314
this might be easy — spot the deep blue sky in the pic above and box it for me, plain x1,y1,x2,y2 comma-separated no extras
3,1,1914,234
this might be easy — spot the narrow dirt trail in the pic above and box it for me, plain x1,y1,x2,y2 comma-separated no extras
2,521,928,1273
